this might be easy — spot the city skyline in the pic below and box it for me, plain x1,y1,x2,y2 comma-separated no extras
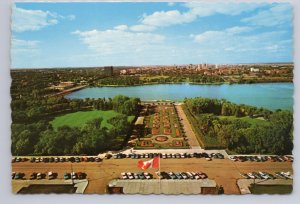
11,2,293,68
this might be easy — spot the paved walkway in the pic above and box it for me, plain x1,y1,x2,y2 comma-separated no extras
175,104,202,149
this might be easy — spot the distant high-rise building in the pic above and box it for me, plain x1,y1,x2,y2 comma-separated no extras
104,66,113,76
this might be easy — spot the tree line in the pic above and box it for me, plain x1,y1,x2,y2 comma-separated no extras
184,97,293,154
11,95,140,156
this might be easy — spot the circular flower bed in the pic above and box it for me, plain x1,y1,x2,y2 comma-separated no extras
155,135,168,142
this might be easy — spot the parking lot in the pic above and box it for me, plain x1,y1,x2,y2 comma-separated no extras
11,155,293,194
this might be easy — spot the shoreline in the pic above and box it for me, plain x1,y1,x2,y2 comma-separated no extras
92,81,293,88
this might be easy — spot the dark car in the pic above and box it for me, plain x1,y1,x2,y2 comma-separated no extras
168,172,177,179
202,152,209,158
216,153,224,159
161,172,170,179
95,157,102,162
77,172,85,179
14,172,24,180
30,172,37,180
64,172,71,180
175,173,183,179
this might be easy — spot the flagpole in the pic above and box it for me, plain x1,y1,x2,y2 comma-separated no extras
159,155,161,194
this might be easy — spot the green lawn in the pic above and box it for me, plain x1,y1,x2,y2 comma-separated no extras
218,115,269,126
249,184,293,194
51,110,135,130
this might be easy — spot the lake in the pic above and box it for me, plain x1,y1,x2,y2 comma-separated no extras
65,83,293,111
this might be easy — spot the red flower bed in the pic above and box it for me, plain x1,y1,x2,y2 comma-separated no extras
164,128,171,134
152,128,159,135
175,128,180,137
140,140,154,147
172,140,183,147
155,136,168,142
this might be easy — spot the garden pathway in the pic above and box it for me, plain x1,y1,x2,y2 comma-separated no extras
175,104,202,149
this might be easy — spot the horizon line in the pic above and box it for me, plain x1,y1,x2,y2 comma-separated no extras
11,62,294,70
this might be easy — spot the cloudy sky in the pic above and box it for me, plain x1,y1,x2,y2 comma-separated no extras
11,2,293,68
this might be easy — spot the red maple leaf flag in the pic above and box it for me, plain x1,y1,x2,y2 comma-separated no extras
138,156,159,170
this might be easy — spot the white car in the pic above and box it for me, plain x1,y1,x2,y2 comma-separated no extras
240,173,250,179
228,156,237,161
144,172,151,179
281,171,293,179
186,172,194,179
71,172,77,179
126,172,134,179
48,171,54,179
258,172,269,179
121,172,127,179
181,173,188,179
247,173,256,179
191,172,200,179
37,173,42,180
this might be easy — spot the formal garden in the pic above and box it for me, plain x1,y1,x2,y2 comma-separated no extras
131,104,189,149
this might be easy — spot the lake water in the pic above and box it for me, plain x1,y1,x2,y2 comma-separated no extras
65,83,294,111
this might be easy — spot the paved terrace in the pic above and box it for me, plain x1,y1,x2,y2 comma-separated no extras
108,179,216,194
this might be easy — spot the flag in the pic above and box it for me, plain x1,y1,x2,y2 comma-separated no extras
138,156,159,170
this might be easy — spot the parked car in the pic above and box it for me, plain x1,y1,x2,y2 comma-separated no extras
144,172,152,179
64,172,70,180
30,172,37,180
181,172,188,179
247,173,255,179
258,172,269,179
48,171,55,180
275,172,286,179
77,172,85,179
14,172,23,180
37,173,42,180
161,171,170,179
186,172,194,179
126,172,134,180
175,172,183,179
281,171,293,179
240,173,250,179
197,172,207,179
168,172,177,179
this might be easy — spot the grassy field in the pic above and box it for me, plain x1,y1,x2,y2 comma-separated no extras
218,115,269,126
249,184,293,194
51,110,135,130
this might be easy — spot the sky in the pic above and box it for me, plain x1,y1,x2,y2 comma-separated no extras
11,2,293,68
